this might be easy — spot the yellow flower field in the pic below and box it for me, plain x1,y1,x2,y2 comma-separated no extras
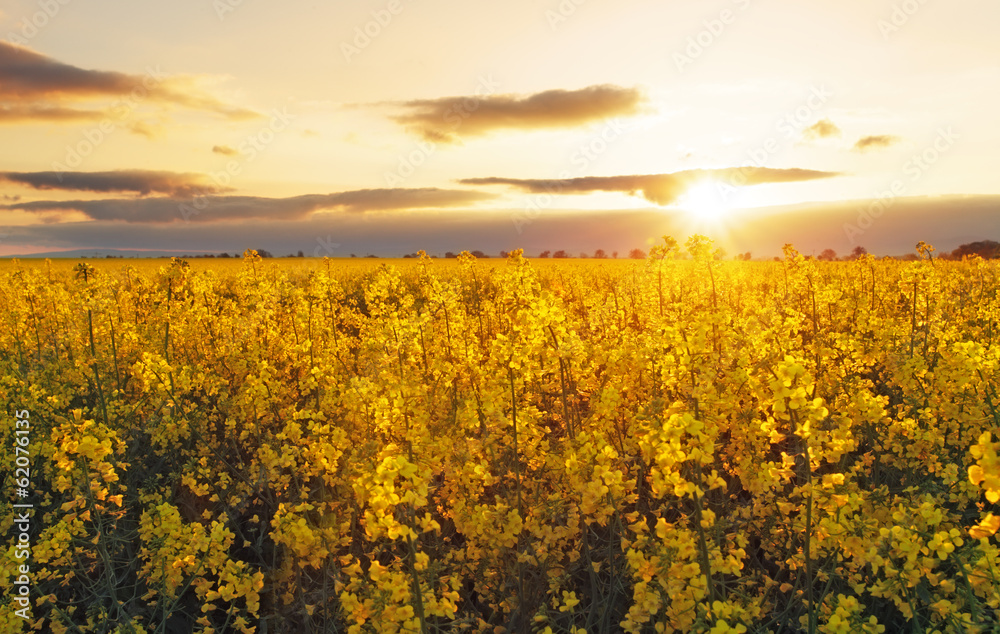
1,239,998,633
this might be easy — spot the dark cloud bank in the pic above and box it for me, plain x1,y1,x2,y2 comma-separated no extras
3,195,998,259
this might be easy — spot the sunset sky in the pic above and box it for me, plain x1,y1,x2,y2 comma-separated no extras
1,0,998,257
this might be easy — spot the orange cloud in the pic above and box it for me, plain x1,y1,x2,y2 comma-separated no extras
0,41,259,124
802,118,841,140
0,170,233,197
391,84,646,144
2,188,496,223
460,167,840,206
0,104,105,122
853,135,901,152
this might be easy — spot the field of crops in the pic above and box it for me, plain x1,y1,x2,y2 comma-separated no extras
1,238,998,633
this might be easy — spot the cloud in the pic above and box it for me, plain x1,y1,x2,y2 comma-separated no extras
212,145,238,156
391,84,646,143
459,167,840,206
802,118,841,140
0,103,162,137
0,169,232,197
0,103,106,122
853,135,901,152
126,120,161,138
0,41,259,123
1,188,495,223
0,41,146,100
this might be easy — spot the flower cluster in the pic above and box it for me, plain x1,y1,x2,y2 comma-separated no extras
0,240,998,632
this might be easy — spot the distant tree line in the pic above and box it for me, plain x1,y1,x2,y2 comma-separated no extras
803,242,1000,262
947,240,1000,260
87,241,1000,261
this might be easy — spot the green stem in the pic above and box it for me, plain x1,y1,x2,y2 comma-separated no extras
509,367,525,617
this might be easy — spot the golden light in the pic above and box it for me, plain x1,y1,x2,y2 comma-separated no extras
677,180,732,222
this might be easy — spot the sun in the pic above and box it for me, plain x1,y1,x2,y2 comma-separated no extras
678,180,732,221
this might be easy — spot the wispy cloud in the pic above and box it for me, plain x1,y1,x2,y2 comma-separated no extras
390,84,646,143
460,167,840,206
127,120,162,138
0,170,232,197
2,188,495,223
0,41,259,124
853,135,901,152
212,145,238,156
802,118,841,140
0,104,106,122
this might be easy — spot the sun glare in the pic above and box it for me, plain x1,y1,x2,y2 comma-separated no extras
678,180,732,221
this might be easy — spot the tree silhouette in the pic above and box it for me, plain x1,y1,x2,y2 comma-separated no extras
538,250,551,258
594,249,607,259
952,240,1000,259
629,248,646,259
